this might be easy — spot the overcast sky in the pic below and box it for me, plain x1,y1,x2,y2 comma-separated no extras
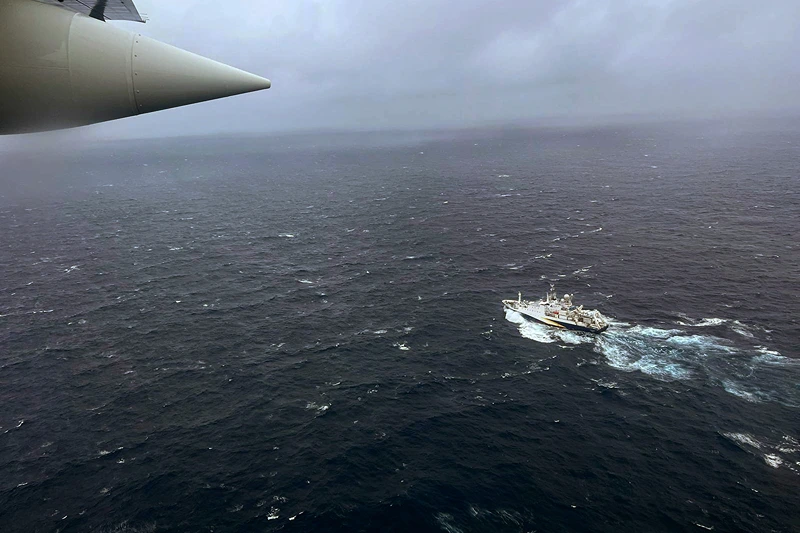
23,0,800,138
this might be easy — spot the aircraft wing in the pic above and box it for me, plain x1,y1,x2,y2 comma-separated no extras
35,0,144,22
2,0,270,134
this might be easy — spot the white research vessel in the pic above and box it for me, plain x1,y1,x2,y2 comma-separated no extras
503,287,609,334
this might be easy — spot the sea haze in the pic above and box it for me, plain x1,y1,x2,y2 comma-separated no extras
1,119,799,532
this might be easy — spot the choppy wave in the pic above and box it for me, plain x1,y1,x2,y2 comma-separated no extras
677,316,764,338
98,522,157,533
506,310,799,407
721,432,800,475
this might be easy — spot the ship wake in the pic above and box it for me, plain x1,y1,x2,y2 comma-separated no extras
505,309,799,407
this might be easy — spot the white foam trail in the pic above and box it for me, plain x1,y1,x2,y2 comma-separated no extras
553,329,593,346
624,325,680,338
666,334,736,352
596,331,694,381
506,311,796,404
505,309,556,344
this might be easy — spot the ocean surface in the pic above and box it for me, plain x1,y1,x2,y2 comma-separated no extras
1,119,799,532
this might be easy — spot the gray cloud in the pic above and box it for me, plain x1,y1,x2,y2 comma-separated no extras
24,0,800,137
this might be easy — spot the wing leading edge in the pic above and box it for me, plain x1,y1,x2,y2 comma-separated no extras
35,0,144,22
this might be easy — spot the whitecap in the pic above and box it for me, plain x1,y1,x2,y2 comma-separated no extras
723,432,799,474
755,346,782,358
278,233,295,238
720,381,762,403
730,320,755,337
572,265,594,275
722,432,763,449
591,378,618,389
435,512,464,533
778,435,800,454
690,317,728,327
297,279,313,284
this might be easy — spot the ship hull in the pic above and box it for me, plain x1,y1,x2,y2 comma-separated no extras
504,303,609,334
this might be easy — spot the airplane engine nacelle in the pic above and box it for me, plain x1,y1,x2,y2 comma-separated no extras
0,0,270,134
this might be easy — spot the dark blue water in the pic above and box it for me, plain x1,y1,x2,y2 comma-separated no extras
1,120,799,532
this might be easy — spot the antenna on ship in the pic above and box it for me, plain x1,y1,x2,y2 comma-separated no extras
548,283,556,303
